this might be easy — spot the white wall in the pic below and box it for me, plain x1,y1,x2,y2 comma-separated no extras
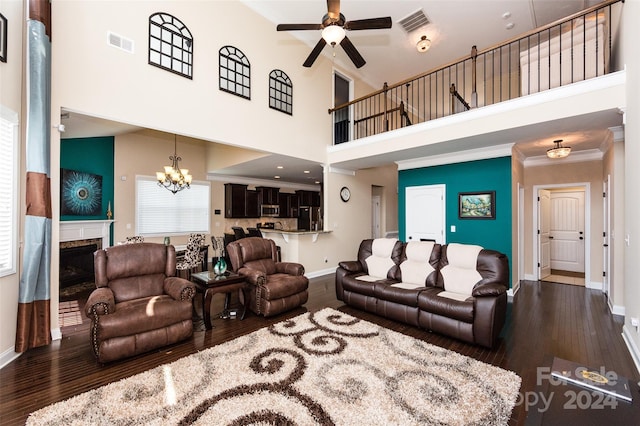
51,1,332,160
0,0,24,368
622,0,640,372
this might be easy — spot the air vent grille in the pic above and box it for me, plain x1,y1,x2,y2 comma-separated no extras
398,9,430,34
107,31,134,53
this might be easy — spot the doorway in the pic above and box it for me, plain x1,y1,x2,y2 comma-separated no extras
534,183,589,287
333,71,352,144
371,195,381,238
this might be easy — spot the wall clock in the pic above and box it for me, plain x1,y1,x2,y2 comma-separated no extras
340,186,351,202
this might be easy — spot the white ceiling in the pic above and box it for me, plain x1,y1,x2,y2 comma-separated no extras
61,0,618,185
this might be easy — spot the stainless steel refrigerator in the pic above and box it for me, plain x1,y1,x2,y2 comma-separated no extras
298,206,321,231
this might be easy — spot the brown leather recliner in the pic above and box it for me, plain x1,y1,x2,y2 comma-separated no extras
85,243,195,363
227,237,308,317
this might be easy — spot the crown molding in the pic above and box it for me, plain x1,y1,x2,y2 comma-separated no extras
328,166,356,176
396,143,514,170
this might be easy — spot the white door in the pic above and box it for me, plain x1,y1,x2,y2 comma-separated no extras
538,189,552,279
405,185,445,243
550,190,585,273
371,195,381,238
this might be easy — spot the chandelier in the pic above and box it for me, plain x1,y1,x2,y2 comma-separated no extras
156,135,192,194
546,139,571,159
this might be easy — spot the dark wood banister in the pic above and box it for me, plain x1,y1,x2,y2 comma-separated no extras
450,84,471,112
328,0,623,114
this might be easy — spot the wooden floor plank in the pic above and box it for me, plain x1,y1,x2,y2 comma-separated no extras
1,277,639,425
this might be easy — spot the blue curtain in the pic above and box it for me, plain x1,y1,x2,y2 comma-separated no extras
16,13,52,352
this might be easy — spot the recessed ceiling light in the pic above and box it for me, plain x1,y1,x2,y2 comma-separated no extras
277,166,284,169
506,22,515,30
274,175,280,179
502,11,511,19
304,170,310,174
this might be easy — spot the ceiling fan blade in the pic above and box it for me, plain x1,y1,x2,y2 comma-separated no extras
327,0,341,20
344,17,392,31
340,36,366,68
277,23,323,31
303,38,327,67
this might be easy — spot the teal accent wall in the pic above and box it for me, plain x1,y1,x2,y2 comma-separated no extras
60,136,114,223
398,156,512,280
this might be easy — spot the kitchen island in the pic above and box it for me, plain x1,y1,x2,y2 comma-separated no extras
258,229,333,276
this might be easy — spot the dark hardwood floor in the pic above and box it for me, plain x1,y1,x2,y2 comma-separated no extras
1,276,639,425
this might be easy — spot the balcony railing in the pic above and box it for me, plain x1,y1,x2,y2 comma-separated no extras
329,0,623,144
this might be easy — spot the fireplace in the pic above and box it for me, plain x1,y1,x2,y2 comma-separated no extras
59,238,102,288
59,220,113,289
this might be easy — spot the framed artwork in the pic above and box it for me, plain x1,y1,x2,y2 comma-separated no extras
459,191,495,219
61,169,103,216
0,13,7,63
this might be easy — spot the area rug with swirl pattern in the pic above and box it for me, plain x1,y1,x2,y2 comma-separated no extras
27,308,521,425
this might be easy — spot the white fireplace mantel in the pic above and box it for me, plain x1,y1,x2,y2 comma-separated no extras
59,220,114,248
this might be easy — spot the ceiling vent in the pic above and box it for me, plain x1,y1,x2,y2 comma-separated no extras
398,9,430,34
107,31,134,54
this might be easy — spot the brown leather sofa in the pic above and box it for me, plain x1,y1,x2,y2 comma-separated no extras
227,237,308,317
336,239,509,348
85,243,196,363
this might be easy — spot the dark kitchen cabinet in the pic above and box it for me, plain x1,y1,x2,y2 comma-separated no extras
246,190,260,218
295,190,320,207
256,186,279,205
225,184,260,218
225,184,247,218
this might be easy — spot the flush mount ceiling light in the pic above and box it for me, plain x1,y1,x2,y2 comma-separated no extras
156,135,192,194
416,35,431,52
321,25,346,45
547,139,572,159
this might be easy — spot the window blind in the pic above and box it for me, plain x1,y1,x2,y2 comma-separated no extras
0,106,18,276
135,176,210,236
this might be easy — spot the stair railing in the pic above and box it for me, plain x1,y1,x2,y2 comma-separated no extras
329,0,623,144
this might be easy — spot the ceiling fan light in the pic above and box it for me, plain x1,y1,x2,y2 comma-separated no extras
547,139,571,159
322,25,346,45
417,35,431,52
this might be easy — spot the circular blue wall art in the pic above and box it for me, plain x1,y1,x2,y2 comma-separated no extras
61,169,103,216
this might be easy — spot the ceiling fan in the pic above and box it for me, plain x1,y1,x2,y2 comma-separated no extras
276,0,392,69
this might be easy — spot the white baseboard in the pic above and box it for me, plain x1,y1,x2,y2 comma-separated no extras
306,267,336,279
51,328,62,341
608,298,625,316
1,328,62,370
622,325,640,376
507,281,520,301
0,347,20,370
586,281,602,290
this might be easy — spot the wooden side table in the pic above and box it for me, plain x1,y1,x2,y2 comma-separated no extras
191,271,249,330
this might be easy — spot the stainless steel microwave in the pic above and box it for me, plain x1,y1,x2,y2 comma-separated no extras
261,204,279,217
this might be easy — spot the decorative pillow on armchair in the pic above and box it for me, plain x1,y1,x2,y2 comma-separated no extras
364,238,398,279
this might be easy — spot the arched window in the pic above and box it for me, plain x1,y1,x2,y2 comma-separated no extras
148,13,193,79
269,70,293,115
219,46,250,99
